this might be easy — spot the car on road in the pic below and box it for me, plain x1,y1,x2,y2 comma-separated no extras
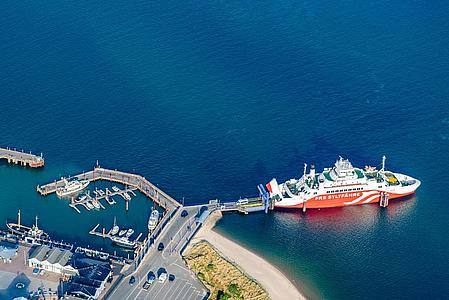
129,276,136,285
159,272,168,283
169,274,175,282
147,271,156,284
158,242,164,251
181,210,188,217
197,205,208,217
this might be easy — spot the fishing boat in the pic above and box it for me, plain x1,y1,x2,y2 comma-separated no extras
6,210,49,239
118,229,127,237
125,229,134,238
110,217,119,235
110,236,137,249
148,209,160,231
265,156,421,209
56,178,89,197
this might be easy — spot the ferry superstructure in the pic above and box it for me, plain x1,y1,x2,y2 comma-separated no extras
266,156,420,209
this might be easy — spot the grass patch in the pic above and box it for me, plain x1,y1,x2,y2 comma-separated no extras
184,241,268,300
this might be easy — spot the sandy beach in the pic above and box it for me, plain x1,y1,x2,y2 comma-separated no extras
191,211,306,300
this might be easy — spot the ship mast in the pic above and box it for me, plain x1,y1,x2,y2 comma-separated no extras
381,155,386,172
303,163,307,182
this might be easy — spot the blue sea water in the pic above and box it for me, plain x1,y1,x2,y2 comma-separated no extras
1,0,449,298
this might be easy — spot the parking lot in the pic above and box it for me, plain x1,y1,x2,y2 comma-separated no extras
108,206,208,300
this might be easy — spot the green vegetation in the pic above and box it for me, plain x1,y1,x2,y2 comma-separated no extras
184,241,268,300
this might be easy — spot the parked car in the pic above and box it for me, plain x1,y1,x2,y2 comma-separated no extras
181,210,188,217
39,269,45,276
32,268,40,275
168,274,176,282
147,271,156,284
158,272,167,283
129,276,136,285
143,282,151,290
158,242,164,251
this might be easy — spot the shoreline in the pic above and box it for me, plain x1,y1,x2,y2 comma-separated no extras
190,211,306,300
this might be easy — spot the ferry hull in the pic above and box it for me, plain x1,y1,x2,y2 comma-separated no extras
275,190,416,209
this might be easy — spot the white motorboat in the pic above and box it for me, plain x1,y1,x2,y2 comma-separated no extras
110,236,137,249
56,178,89,197
148,209,160,231
92,200,101,209
125,229,134,238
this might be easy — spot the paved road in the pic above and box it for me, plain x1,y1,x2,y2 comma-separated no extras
107,206,208,300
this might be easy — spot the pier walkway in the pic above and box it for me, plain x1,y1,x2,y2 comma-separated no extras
36,167,181,211
0,147,44,168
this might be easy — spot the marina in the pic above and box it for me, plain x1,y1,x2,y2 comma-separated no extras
88,223,143,250
36,166,180,211
67,186,137,214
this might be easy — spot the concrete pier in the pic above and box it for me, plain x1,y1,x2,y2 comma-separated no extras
0,147,44,168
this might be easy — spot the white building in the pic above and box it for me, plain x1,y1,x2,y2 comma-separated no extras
28,245,78,276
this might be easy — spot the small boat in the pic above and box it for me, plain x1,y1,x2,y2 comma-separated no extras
98,253,109,260
86,202,94,210
93,190,99,196
56,178,90,197
110,225,119,235
124,192,131,200
125,229,134,238
112,186,120,192
75,194,87,203
105,196,116,205
98,190,105,196
110,236,137,249
110,217,119,235
7,210,49,239
118,229,127,237
92,200,101,209
148,209,160,231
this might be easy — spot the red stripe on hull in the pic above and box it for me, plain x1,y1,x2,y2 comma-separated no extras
275,190,416,209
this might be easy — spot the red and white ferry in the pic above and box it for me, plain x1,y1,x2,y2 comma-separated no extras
266,156,420,209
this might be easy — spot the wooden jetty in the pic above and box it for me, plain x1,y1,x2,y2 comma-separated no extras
0,147,44,168
37,167,181,211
